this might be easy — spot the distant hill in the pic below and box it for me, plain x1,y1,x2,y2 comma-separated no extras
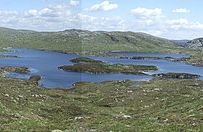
186,38,203,48
0,27,179,54
172,38,203,48
171,40,190,47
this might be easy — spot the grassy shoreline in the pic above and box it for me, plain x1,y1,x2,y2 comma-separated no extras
0,66,29,74
0,60,202,131
0,47,203,131
0,76,202,131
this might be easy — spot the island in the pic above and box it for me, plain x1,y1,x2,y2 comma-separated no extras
59,57,158,74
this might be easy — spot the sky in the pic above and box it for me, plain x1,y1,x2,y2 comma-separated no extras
0,0,203,39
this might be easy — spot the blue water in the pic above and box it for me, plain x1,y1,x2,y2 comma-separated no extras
0,48,202,88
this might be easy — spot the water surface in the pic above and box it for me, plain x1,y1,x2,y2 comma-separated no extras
0,48,202,88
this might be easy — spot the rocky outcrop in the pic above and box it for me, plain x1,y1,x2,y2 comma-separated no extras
186,38,203,48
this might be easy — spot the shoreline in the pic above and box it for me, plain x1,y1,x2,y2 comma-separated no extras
0,75,202,131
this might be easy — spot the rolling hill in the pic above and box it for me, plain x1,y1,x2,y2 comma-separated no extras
0,27,179,54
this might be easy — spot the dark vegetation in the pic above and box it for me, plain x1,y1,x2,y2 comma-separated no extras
154,73,200,79
59,57,158,74
0,55,18,58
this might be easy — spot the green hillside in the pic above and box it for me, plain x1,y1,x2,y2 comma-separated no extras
0,27,179,54
0,76,202,131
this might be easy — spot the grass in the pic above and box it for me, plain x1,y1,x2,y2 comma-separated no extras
59,57,158,74
0,49,6,52
0,27,180,55
0,66,29,74
183,49,203,66
0,76,202,131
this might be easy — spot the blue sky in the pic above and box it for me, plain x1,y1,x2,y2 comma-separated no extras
0,0,203,39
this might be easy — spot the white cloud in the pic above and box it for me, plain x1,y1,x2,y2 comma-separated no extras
39,8,59,17
131,7,164,25
130,7,164,27
78,13,128,31
1,2,203,40
167,18,188,25
86,1,118,12
166,18,203,30
25,4,74,18
0,3,81,31
129,8,203,39
25,10,38,17
70,0,80,6
0,11,19,27
131,7,163,20
172,8,190,13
